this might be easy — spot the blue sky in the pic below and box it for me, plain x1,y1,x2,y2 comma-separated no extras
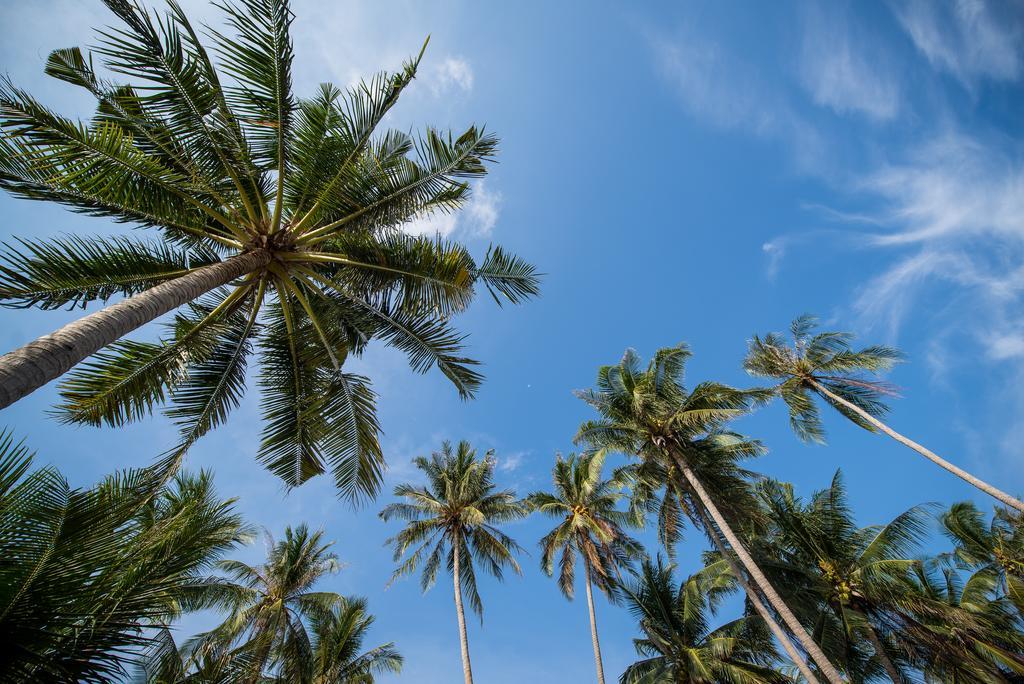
2,0,1023,681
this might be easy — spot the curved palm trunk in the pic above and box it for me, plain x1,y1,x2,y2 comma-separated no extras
452,541,474,684
863,621,901,683
669,450,846,684
692,502,821,684
582,556,607,684
809,379,1024,513
0,249,271,410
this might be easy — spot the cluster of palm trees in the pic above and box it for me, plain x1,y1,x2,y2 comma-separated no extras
0,434,399,682
0,0,1022,682
376,357,1023,683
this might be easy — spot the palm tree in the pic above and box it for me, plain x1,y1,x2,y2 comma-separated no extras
0,0,539,500
901,562,1024,682
186,525,343,683
619,556,787,684
303,597,403,683
576,345,844,684
939,502,1023,615
142,596,399,683
755,472,932,682
526,450,644,684
0,430,249,682
743,315,1023,512
380,440,527,684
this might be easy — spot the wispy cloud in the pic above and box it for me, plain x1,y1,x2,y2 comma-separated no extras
648,27,824,170
429,56,474,95
497,451,527,473
403,181,501,239
892,0,1024,87
850,132,1024,333
799,3,900,120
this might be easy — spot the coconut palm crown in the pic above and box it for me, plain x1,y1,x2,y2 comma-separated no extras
0,0,539,501
619,556,786,684
744,316,1024,512
742,315,902,444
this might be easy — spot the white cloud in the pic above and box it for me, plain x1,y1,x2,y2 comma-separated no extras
649,28,825,170
429,56,474,96
799,4,900,120
402,181,501,239
987,333,1024,360
497,451,527,472
892,0,1023,87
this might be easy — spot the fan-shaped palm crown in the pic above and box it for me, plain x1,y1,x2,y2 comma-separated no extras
574,345,769,533
186,525,343,682
619,556,786,684
0,0,539,501
742,315,901,443
527,450,643,599
379,440,527,616
939,502,1023,615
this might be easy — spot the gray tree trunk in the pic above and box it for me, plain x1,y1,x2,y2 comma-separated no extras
669,450,846,683
0,249,271,410
453,540,474,684
583,556,607,684
692,501,821,684
810,379,1024,513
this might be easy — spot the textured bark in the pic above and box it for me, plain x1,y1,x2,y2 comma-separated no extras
453,540,474,684
583,556,607,684
692,502,821,684
0,249,271,410
810,379,1024,513
669,450,846,684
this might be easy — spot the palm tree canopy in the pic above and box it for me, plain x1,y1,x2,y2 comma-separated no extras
380,440,527,616
754,472,933,680
0,430,249,683
0,0,539,501
527,450,643,599
743,315,903,443
304,596,402,683
619,556,785,684
939,502,1023,615
182,524,342,681
574,345,771,548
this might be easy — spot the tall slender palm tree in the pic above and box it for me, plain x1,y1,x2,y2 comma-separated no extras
754,473,933,682
619,556,787,684
0,430,249,682
0,0,539,500
526,450,644,684
939,502,1023,615
380,440,527,684
743,315,1023,512
185,525,342,683
576,345,844,684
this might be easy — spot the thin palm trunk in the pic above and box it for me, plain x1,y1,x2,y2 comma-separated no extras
809,379,1024,513
863,620,901,683
692,501,821,684
668,449,846,684
582,555,607,684
0,249,271,410
453,539,474,684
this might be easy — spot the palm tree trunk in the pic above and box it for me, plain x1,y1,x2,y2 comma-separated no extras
0,249,271,410
863,621,901,683
582,556,607,684
692,502,822,684
452,540,474,684
669,450,846,684
809,379,1024,512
